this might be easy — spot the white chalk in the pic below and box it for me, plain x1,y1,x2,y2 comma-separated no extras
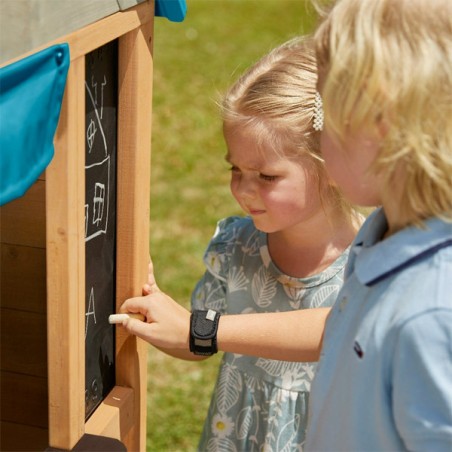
109,313,145,324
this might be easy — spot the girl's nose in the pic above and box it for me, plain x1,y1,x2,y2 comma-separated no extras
234,175,256,199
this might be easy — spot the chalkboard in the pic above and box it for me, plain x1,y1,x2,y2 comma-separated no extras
84,40,118,419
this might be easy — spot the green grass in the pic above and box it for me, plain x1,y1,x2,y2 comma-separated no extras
147,1,318,450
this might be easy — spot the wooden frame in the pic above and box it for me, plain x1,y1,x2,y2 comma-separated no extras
42,1,153,450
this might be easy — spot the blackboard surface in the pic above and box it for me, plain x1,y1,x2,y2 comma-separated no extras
84,40,118,419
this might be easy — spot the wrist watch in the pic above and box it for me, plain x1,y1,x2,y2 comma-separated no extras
189,309,221,356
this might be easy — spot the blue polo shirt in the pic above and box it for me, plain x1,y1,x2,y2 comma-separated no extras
305,208,452,451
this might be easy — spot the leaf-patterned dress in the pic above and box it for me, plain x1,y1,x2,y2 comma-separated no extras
192,216,350,452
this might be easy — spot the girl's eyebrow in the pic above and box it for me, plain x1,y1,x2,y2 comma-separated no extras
225,152,277,172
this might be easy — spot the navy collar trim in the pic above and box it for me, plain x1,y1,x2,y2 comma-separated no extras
366,238,452,286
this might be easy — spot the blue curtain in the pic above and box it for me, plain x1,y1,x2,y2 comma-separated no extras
0,44,69,205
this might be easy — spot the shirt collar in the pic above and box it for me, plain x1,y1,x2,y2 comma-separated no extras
352,208,452,286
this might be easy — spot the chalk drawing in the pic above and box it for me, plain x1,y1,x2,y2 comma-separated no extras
86,118,97,153
85,287,97,339
93,182,105,226
85,79,107,157
84,156,110,242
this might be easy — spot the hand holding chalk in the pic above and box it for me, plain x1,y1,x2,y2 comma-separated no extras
109,313,146,324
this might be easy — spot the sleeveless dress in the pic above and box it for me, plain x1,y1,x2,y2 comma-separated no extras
192,216,349,452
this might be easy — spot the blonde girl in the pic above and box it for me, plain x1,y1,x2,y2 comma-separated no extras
190,36,359,451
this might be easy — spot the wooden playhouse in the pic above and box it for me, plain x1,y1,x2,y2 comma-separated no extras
0,1,186,450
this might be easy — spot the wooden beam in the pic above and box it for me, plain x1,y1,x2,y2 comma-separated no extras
85,386,134,440
46,54,86,450
115,16,154,451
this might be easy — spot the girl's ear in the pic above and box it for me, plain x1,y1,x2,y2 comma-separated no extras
376,111,390,138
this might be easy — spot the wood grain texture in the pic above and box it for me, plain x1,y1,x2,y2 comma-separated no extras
46,54,86,450
0,309,47,377
0,421,48,451
85,386,134,440
114,17,154,452
1,244,46,313
0,372,48,428
0,180,46,248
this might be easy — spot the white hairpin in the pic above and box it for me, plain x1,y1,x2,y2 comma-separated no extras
313,91,324,132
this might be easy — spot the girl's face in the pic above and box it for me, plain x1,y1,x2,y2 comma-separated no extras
224,125,325,234
320,127,382,207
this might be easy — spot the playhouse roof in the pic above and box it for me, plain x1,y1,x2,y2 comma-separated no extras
0,0,186,65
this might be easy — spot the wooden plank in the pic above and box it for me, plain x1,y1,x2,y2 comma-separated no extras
0,371,48,429
0,0,146,64
0,309,47,377
114,17,154,451
85,386,134,440
46,54,86,450
0,421,48,452
1,1,154,67
1,244,46,314
0,180,46,248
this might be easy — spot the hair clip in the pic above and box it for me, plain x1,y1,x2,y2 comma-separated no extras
313,91,324,132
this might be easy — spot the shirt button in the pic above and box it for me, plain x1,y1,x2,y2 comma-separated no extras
338,296,348,311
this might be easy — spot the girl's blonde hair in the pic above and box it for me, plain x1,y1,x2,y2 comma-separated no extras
315,0,452,226
222,36,355,220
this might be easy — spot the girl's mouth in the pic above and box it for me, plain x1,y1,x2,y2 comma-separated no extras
248,208,266,216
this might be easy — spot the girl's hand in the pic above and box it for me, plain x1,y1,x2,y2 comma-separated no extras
119,291,190,351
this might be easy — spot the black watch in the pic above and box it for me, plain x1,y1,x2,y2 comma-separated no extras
189,309,221,356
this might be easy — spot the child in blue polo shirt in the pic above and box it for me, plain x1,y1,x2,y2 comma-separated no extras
303,0,452,449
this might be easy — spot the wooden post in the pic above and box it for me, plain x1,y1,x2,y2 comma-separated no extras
115,18,154,451
46,54,86,449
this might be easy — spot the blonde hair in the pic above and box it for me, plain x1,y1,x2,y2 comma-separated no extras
315,0,452,226
222,36,355,220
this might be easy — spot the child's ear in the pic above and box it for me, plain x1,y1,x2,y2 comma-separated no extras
376,111,390,138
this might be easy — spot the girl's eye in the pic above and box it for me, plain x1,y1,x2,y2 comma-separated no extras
259,173,277,182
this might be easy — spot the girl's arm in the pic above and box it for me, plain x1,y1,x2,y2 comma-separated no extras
218,308,328,362
119,291,329,362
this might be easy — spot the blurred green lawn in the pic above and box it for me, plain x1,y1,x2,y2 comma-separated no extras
148,1,318,450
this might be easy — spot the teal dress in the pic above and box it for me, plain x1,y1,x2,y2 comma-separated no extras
192,216,349,452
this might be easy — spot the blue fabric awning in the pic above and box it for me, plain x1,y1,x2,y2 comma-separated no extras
0,44,70,205
155,0,187,22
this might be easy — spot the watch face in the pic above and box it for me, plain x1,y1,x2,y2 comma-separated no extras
206,309,217,321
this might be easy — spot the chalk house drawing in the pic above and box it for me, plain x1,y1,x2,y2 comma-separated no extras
84,74,111,242
84,156,110,242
